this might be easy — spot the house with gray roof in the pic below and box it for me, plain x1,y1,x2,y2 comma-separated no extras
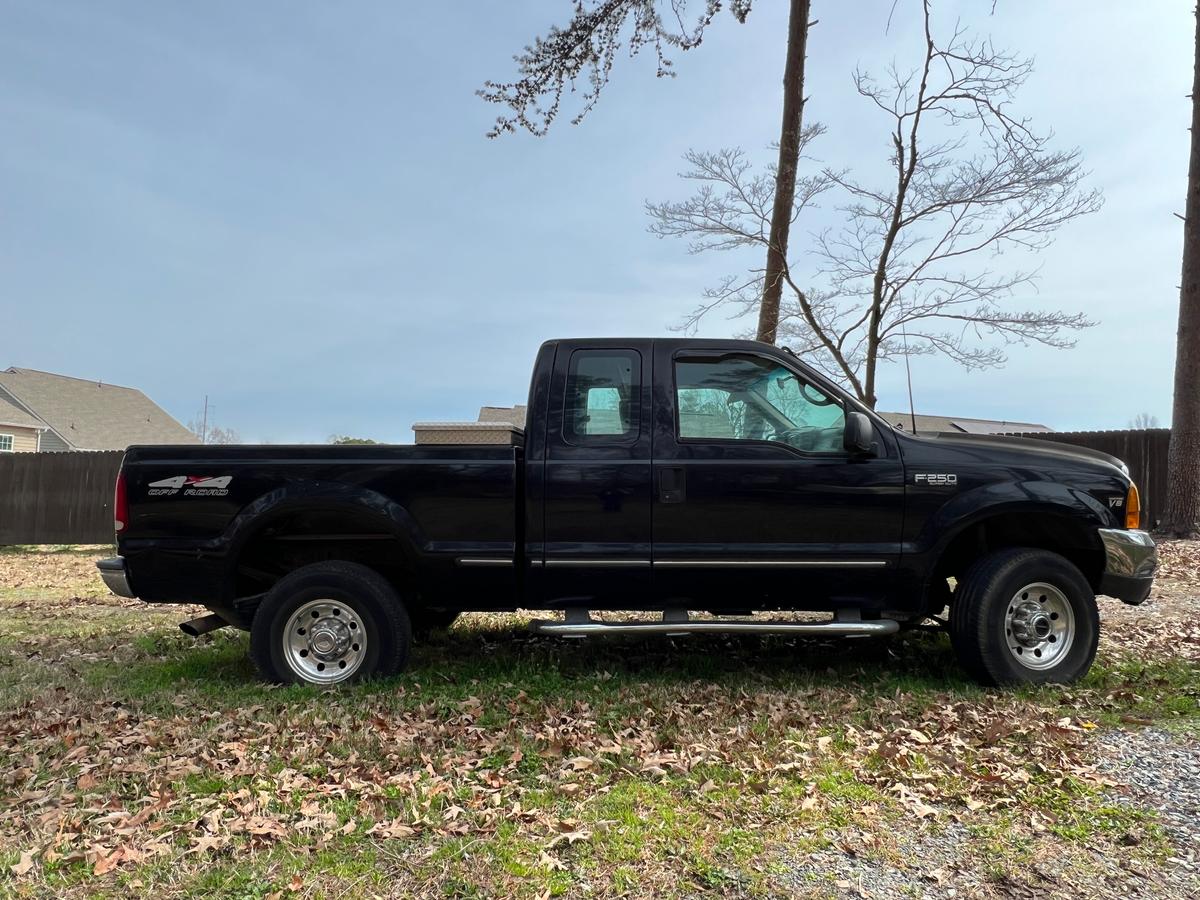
0,391,48,452
875,411,1052,436
0,367,198,452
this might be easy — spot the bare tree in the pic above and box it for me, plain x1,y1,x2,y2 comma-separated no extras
479,1,751,138
187,417,240,445
1162,4,1200,538
479,0,813,344
1128,413,1161,430
757,0,811,344
329,435,378,445
647,130,835,335
649,0,1101,407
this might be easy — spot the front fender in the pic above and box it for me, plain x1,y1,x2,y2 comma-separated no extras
918,479,1109,560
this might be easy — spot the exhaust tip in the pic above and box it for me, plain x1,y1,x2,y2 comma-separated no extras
180,613,229,637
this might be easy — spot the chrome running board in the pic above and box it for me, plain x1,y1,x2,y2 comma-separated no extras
528,608,899,638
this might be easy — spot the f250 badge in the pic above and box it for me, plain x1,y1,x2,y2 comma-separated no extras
148,475,232,497
914,473,958,486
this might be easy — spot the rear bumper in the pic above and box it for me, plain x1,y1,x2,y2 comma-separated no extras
96,557,135,599
1097,529,1156,606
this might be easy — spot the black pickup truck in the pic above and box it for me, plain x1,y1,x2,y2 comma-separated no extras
98,337,1157,687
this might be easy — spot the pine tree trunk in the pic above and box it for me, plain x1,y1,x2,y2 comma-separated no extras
756,0,811,344
1162,5,1200,537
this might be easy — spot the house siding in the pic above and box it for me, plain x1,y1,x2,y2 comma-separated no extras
0,425,40,453
36,430,71,452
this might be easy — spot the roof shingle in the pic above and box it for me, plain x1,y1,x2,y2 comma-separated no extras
875,411,1052,435
0,389,46,430
0,368,198,450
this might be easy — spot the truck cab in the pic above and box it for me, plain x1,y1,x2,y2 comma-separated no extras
526,339,906,611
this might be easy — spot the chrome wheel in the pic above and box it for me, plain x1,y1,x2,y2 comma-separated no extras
283,598,367,684
1004,582,1074,671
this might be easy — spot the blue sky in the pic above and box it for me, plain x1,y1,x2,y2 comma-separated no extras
1,1,1191,441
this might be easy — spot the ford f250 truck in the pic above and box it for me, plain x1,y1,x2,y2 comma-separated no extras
97,338,1158,687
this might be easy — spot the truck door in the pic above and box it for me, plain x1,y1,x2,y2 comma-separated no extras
650,343,906,611
538,343,654,605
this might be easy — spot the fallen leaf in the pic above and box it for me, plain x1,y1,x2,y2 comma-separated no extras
124,793,172,829
911,800,937,818
546,829,592,848
10,850,36,877
188,835,228,855
93,847,124,876
366,819,416,840
1121,715,1154,726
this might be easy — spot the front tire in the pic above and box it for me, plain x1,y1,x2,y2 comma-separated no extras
950,548,1099,686
250,561,411,685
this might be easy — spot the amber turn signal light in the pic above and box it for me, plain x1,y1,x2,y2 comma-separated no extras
1125,482,1141,530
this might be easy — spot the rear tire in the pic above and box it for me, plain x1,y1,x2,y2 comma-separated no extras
950,548,1099,686
250,561,411,685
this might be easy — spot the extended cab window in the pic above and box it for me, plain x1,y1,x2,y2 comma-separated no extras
675,355,845,453
564,350,640,441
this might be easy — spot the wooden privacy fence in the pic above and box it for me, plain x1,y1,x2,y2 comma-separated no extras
0,451,122,545
1009,429,1170,529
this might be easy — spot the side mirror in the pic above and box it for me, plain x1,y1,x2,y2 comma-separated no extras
844,411,875,456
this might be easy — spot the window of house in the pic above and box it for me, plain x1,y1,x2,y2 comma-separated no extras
0,434,13,452
675,355,846,453
563,350,640,442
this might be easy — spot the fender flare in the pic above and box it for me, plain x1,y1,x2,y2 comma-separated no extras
918,480,1109,585
217,480,425,595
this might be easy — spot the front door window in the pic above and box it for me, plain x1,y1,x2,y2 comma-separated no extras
675,355,845,453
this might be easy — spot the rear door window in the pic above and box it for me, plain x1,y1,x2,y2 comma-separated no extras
563,350,641,443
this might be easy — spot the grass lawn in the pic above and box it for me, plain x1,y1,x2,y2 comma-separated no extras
0,545,1197,898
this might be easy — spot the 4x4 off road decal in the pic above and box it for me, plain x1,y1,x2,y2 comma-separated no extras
147,475,232,497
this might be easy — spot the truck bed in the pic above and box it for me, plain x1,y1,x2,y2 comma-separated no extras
119,443,518,606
